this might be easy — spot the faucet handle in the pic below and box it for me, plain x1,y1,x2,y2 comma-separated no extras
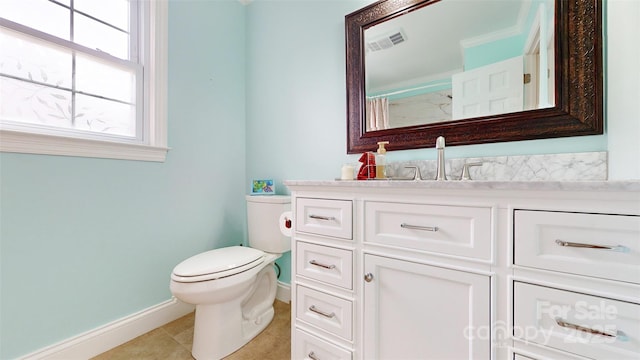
404,166,423,181
460,162,483,181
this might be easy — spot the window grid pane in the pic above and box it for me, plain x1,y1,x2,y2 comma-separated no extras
0,0,70,41
75,93,135,137
75,54,136,104
0,0,141,140
0,27,73,88
0,77,73,128
73,12,129,59
74,0,130,31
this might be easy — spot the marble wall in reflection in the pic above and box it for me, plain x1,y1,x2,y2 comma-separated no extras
388,89,452,128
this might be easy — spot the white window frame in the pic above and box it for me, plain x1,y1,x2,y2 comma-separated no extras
0,0,169,162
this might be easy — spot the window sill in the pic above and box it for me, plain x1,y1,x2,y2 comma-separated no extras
0,130,169,162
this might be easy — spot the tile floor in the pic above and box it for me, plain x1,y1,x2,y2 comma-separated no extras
92,300,291,360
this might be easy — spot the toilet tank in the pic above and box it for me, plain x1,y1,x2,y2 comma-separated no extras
246,195,291,254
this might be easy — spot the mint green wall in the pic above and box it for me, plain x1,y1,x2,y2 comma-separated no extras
464,35,524,70
245,0,369,184
0,1,247,358
463,0,551,70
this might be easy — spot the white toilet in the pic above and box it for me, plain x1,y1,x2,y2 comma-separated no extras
170,195,291,360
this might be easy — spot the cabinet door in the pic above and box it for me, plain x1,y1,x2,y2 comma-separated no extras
363,254,491,359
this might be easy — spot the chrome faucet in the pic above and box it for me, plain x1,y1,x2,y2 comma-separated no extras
404,166,424,181
435,136,447,181
460,162,483,180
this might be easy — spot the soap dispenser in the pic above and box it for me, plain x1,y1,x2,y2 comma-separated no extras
375,141,389,179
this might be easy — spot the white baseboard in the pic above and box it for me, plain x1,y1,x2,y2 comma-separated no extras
20,283,291,360
20,298,194,360
276,280,291,304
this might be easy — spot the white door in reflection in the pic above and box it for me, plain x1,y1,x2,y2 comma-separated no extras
452,55,524,120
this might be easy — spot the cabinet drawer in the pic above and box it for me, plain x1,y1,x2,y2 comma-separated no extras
296,285,353,340
514,210,640,284
296,198,352,239
294,328,352,360
296,241,353,289
514,282,640,359
364,201,492,260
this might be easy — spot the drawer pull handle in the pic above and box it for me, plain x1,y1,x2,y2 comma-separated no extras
555,318,617,338
308,351,320,360
309,305,335,318
364,272,374,282
555,239,629,252
309,214,335,221
401,223,439,232
309,260,336,269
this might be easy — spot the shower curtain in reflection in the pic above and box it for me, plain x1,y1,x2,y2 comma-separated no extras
366,97,389,131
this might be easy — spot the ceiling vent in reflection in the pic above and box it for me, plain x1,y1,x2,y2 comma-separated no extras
366,30,407,52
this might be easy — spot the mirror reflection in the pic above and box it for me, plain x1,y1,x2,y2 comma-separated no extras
364,0,555,132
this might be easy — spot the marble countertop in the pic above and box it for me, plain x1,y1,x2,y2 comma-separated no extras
283,179,640,192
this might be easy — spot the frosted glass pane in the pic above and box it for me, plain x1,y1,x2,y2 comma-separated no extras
0,28,72,88
75,94,135,137
74,13,129,59
74,0,130,31
0,0,70,40
76,54,135,103
0,77,72,128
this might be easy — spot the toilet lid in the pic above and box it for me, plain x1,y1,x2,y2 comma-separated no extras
172,246,265,282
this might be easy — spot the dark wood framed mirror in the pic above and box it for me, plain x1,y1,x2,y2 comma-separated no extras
346,0,602,153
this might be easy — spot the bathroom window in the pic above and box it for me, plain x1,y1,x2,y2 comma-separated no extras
0,0,168,162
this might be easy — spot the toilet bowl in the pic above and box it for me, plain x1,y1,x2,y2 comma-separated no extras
170,195,290,360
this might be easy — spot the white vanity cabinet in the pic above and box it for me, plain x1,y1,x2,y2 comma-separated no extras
286,181,640,360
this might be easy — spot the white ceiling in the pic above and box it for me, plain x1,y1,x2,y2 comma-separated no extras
365,0,531,93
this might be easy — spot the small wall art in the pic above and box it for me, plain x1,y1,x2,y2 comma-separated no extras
251,179,275,195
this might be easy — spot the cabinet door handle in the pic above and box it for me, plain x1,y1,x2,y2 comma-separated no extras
401,223,439,232
364,272,374,282
308,351,320,360
555,318,618,338
309,260,336,269
555,239,629,252
309,214,335,221
309,305,335,318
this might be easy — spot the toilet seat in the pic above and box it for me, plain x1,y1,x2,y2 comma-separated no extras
171,246,266,283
